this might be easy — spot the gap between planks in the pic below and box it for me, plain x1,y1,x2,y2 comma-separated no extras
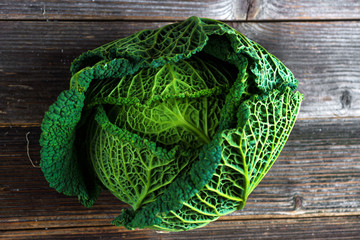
1,116,360,128
2,213,360,232
1,18,360,23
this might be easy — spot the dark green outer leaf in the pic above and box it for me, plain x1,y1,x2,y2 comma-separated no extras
39,89,100,206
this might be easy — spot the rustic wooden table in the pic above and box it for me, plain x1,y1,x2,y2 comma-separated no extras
1,1,360,239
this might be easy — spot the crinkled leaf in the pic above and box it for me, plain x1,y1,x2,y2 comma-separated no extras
85,55,233,106
111,97,222,148
87,55,235,148
70,16,209,75
40,89,101,207
150,87,303,231
89,105,197,210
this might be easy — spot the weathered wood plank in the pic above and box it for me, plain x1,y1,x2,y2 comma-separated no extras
1,21,360,125
248,0,360,20
1,119,359,231
1,216,360,239
0,0,247,21
1,0,360,21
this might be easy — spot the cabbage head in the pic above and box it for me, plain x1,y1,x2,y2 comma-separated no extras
40,16,303,231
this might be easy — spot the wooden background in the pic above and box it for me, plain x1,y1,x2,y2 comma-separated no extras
1,0,360,239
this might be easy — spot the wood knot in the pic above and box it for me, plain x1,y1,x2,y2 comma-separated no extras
340,90,352,109
293,195,303,210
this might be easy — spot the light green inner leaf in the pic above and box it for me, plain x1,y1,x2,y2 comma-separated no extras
87,54,238,211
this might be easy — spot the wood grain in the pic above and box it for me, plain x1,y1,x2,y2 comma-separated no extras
2,216,360,239
1,119,359,232
247,0,360,20
0,0,248,21
1,21,360,125
1,0,360,21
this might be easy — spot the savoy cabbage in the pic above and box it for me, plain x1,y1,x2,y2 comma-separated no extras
40,16,303,231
